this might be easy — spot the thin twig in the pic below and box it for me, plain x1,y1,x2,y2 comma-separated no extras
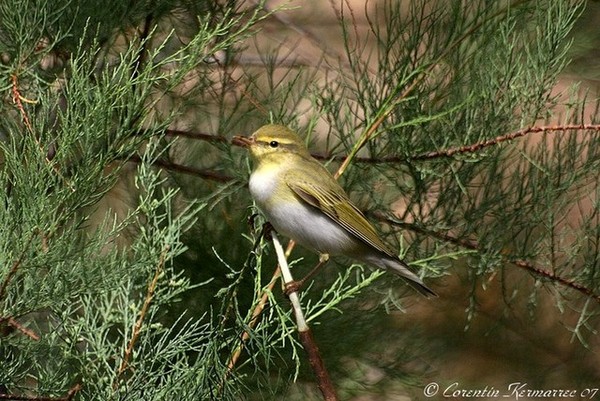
113,245,169,388
370,213,600,303
126,154,234,182
11,74,35,133
511,259,600,303
334,0,534,178
271,233,338,401
412,124,600,160
225,240,294,375
0,317,40,341
250,0,351,71
165,129,229,144
0,231,37,303
0,384,81,401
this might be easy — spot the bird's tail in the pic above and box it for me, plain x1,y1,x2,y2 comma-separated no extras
382,257,437,297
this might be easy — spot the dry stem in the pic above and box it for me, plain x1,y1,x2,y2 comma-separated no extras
113,245,169,388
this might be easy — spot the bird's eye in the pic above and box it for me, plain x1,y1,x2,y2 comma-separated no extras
269,141,279,148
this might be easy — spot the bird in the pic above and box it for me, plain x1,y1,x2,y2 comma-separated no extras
233,124,435,297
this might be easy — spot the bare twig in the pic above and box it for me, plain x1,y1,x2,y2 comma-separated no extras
165,129,229,144
0,384,81,401
11,74,35,133
370,213,600,303
334,0,535,177
126,155,234,183
225,239,294,375
412,124,600,161
271,233,338,401
0,317,40,341
249,0,351,70
113,245,169,387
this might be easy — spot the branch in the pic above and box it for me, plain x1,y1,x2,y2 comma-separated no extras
0,384,81,401
412,124,600,161
126,155,234,183
511,259,600,303
333,0,537,177
309,124,600,164
369,212,600,303
165,129,229,145
271,233,338,401
225,238,294,376
113,245,169,388
0,316,40,341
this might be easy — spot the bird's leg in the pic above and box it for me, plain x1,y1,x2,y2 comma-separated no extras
248,212,274,241
248,214,275,255
284,254,330,295
259,221,274,242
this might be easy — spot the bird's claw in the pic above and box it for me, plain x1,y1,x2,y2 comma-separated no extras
261,222,274,241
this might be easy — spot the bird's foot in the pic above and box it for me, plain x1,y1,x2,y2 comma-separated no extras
260,222,274,241
283,254,330,296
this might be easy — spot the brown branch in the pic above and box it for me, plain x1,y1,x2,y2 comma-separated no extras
412,124,600,161
126,155,234,183
310,124,600,164
297,329,338,401
0,316,40,341
511,259,600,303
271,233,338,401
0,384,81,401
369,212,600,303
11,74,35,133
165,129,229,145
113,245,169,388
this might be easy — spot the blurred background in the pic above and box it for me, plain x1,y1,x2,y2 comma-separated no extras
1,1,600,400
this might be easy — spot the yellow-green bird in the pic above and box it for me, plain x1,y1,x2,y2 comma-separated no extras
233,124,435,297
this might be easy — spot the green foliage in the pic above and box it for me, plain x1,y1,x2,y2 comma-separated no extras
0,0,599,400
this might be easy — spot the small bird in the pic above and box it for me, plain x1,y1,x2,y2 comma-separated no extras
233,124,435,297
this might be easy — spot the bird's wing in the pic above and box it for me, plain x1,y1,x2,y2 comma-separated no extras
285,170,395,257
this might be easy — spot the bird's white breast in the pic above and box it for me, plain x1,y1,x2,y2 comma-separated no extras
248,167,279,206
249,167,356,255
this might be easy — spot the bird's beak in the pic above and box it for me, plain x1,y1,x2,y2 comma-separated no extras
231,135,254,148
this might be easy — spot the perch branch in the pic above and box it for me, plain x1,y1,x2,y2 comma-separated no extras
271,233,338,401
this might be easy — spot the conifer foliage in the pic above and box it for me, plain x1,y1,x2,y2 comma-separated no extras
0,1,598,400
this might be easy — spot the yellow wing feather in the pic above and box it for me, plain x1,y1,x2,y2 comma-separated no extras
285,167,395,258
